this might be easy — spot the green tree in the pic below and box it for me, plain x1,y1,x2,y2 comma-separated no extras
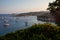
47,0,60,26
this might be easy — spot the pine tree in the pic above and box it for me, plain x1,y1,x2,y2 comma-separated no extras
47,0,60,26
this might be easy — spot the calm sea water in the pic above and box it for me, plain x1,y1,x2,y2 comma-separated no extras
0,14,55,36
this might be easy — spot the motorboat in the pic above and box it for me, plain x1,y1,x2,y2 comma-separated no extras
1,17,4,20
4,23,10,26
4,19,9,23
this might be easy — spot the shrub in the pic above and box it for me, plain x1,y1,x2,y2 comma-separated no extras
0,23,60,40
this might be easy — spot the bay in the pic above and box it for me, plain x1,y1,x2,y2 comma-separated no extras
0,14,55,36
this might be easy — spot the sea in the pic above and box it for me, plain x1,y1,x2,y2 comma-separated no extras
0,14,55,36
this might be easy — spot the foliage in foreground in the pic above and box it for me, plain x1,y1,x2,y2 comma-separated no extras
0,23,60,40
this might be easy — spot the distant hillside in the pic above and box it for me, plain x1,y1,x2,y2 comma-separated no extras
16,11,50,16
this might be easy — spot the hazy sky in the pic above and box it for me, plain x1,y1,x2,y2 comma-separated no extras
0,0,55,14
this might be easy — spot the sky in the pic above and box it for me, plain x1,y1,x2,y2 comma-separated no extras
0,0,55,14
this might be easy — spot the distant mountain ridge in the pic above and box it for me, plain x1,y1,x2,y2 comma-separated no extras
16,11,50,16
0,11,50,17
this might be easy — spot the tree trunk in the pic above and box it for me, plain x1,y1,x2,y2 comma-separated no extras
54,12,60,26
